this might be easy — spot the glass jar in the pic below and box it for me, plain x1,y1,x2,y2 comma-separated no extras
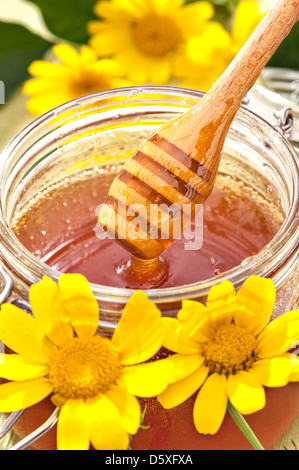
248,67,299,152
0,86,298,450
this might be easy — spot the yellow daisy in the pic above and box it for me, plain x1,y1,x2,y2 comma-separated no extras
175,0,264,92
158,276,299,435
175,21,234,91
0,274,176,450
23,44,129,116
87,0,214,84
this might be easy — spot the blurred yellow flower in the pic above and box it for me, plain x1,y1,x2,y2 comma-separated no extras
232,0,266,54
175,0,265,92
88,0,214,84
23,44,129,116
158,276,299,435
0,274,175,450
175,21,234,91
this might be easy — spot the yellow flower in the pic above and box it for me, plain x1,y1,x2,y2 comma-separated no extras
0,274,175,450
23,44,129,116
87,0,214,84
175,0,265,92
175,21,234,91
232,0,266,54
158,276,299,435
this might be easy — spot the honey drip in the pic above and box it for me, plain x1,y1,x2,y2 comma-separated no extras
116,256,169,289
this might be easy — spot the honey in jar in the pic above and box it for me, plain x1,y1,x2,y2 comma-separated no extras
13,167,280,290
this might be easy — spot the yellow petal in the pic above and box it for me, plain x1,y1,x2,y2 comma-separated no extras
52,44,80,67
289,369,299,382
166,353,205,383
28,60,70,79
22,78,60,95
106,386,141,435
51,393,67,409
148,0,173,15
89,27,132,56
112,290,164,366
186,23,232,65
256,309,299,358
148,58,172,85
0,354,49,381
109,77,132,89
234,276,276,335
162,317,200,354
86,395,129,450
92,58,124,76
183,1,214,21
251,356,293,387
205,280,236,329
58,273,99,338
79,45,98,64
0,304,55,364
162,0,185,10
233,0,258,38
206,280,235,312
227,370,265,415
175,50,226,91
115,49,150,83
94,0,140,22
193,373,228,434
119,358,174,397
289,349,299,382
29,276,74,347
57,399,90,450
178,1,214,37
0,378,53,412
25,90,72,116
158,364,209,409
178,299,212,343
232,0,264,49
87,19,105,35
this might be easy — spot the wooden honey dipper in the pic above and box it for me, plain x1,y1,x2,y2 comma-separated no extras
98,0,299,263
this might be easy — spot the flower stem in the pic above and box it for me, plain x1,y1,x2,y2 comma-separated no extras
227,401,265,451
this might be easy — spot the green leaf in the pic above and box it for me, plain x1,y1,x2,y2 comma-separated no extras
291,439,298,450
26,0,98,44
227,402,265,451
0,22,52,100
268,21,299,70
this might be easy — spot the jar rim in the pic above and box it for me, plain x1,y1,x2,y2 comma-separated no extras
0,85,298,305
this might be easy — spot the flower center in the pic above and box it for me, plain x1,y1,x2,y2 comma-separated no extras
203,324,256,376
48,336,122,399
70,71,111,97
132,14,180,57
